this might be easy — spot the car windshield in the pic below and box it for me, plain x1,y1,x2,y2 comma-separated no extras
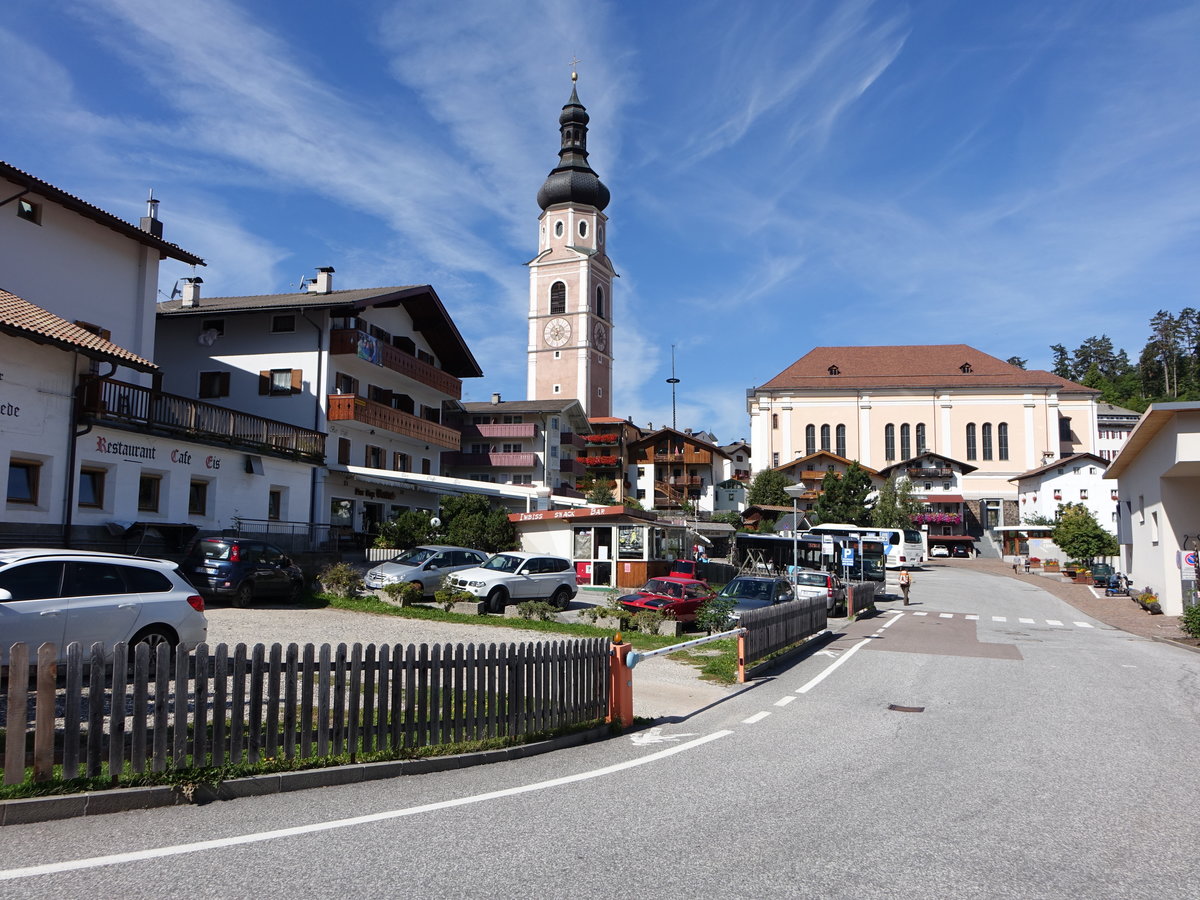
482,555,523,573
641,579,684,598
719,579,773,601
793,573,826,586
390,548,437,566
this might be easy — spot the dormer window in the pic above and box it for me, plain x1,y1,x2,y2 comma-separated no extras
828,365,840,375
959,362,973,374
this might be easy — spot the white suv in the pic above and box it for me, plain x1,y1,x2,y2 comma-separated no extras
0,548,208,663
446,551,577,613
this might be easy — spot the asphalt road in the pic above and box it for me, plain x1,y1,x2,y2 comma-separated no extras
2,566,1197,899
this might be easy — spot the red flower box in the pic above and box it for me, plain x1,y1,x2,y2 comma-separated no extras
579,455,620,467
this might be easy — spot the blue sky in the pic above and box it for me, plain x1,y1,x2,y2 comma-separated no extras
4,0,1198,443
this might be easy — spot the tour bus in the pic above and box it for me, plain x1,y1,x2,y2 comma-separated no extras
806,524,925,568
732,532,886,584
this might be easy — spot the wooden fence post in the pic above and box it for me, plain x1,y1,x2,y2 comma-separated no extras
737,631,747,685
607,640,633,727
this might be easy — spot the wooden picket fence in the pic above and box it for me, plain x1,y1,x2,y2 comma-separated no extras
1,638,611,786
739,594,828,667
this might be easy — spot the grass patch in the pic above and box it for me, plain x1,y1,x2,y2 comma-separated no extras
666,638,739,685
0,719,609,801
324,592,683,651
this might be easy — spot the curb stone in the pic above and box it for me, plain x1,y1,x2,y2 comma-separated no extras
0,725,611,827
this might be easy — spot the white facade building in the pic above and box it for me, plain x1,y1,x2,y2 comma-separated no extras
1010,453,1117,534
1105,402,1200,616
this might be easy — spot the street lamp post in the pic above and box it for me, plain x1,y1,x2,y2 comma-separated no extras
784,484,806,580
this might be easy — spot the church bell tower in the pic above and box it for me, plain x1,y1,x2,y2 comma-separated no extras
527,74,615,418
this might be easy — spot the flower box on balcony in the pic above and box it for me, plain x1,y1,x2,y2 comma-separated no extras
583,434,619,445
579,455,620,467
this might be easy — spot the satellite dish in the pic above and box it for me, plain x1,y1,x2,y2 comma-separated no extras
430,516,442,528
197,328,220,346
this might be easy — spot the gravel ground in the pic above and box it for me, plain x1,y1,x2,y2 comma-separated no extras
201,601,738,720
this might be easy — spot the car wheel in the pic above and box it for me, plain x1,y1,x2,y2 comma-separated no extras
486,587,508,614
234,581,254,608
551,587,571,611
288,580,305,603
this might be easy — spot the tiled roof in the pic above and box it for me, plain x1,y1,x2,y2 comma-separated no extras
2,161,204,266
0,288,156,371
159,283,483,378
759,345,1096,393
1010,452,1109,482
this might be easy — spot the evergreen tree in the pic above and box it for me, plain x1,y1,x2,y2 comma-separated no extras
871,475,924,528
1005,356,1027,370
813,462,874,525
1050,344,1072,379
747,469,792,507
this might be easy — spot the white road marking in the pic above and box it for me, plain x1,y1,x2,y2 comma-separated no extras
992,616,1007,622
0,730,733,882
939,613,953,619
774,696,797,707
1046,620,1063,626
742,711,771,724
881,613,903,629
630,727,698,745
1019,618,1035,624
1121,664,1137,668
913,611,928,616
797,638,872,694
1075,622,1093,628
965,615,979,621
816,649,841,658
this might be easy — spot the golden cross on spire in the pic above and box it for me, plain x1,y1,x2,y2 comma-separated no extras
569,55,582,82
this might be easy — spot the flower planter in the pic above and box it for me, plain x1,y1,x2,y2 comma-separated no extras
1043,563,1060,573
1073,575,1094,585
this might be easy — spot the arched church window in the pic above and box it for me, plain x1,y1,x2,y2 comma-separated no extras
550,282,566,315
554,220,564,238
595,286,605,319
579,220,588,239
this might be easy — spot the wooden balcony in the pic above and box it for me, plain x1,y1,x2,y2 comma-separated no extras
329,328,462,399
79,379,325,462
441,451,537,468
907,467,953,478
327,394,460,449
799,470,829,480
460,423,537,440
561,431,587,448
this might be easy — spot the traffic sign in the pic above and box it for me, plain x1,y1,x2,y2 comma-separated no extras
841,547,856,566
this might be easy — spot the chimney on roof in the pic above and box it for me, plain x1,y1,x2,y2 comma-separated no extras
306,266,335,294
180,277,203,308
491,392,502,405
139,189,163,238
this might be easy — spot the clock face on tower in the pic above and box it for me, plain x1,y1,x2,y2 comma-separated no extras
593,321,608,352
543,317,571,348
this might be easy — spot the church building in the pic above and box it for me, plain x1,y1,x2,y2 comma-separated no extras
526,76,615,419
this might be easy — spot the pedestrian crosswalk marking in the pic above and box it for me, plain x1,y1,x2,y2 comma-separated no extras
905,612,1100,631
1046,619,1063,626
1019,617,1035,624
1075,622,1093,628
965,614,979,620
992,616,1007,622
913,611,928,616
939,613,953,618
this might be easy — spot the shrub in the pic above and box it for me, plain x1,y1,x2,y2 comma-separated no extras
433,588,475,612
317,562,363,599
581,590,633,626
381,581,423,607
631,610,667,634
1181,600,1200,639
515,601,560,621
695,596,736,633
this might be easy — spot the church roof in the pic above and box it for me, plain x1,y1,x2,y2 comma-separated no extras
758,345,1096,393
537,83,610,212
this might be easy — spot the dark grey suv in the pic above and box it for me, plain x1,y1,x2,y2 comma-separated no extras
182,537,304,607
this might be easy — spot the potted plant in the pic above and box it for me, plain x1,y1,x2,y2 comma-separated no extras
1043,559,1060,572
1134,588,1162,615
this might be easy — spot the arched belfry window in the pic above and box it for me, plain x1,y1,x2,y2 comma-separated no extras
595,286,605,319
550,282,566,315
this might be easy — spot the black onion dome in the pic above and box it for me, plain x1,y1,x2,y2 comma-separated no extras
537,84,609,211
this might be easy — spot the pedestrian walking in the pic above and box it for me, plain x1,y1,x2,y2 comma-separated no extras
899,568,912,605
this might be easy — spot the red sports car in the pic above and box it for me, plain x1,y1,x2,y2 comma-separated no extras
617,576,716,622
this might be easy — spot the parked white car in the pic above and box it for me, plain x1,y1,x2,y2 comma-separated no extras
790,570,847,612
0,548,207,663
364,545,489,595
929,545,950,558
445,551,577,613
